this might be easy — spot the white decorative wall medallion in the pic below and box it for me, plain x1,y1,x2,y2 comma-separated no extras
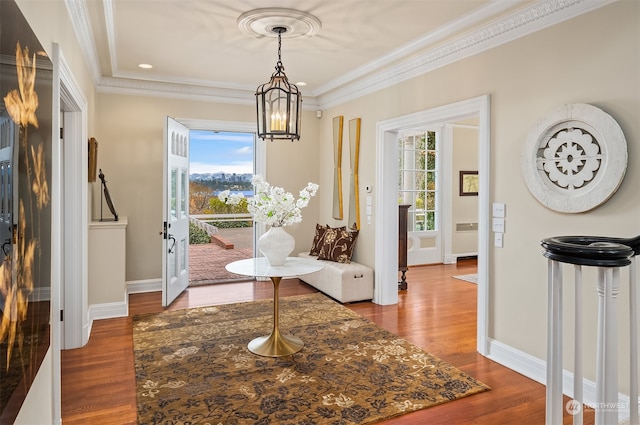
522,103,627,213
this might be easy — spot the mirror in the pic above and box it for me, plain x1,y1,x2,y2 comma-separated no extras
88,137,98,182
332,116,344,219
0,3,53,420
348,118,361,229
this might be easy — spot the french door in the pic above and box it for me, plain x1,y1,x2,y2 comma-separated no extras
162,117,190,306
398,129,442,265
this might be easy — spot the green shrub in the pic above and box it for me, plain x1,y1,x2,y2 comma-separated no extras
189,222,210,244
212,220,253,229
207,198,249,214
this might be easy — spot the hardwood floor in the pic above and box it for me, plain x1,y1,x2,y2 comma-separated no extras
61,259,594,424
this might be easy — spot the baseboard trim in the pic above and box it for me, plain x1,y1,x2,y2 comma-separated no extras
83,320,92,347
457,254,478,261
88,299,128,321
486,338,633,421
444,253,478,264
127,278,162,294
486,338,547,385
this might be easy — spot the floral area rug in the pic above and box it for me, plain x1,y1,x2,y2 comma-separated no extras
133,292,489,424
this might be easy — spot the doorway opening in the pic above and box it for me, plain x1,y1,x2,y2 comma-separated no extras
188,130,256,285
397,121,480,269
375,94,490,355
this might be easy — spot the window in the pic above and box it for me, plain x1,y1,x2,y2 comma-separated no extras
398,131,438,231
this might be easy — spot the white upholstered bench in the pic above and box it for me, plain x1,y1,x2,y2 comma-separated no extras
297,252,374,303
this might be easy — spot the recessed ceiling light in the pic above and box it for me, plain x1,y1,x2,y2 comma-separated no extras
296,81,307,86
138,63,153,69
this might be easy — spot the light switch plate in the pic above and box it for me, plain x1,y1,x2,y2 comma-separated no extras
494,232,504,247
492,217,505,233
492,202,506,218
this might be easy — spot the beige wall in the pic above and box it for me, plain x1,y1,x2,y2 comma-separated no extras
319,1,639,393
94,94,321,281
452,126,479,255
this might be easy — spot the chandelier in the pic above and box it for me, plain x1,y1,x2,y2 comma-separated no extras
255,26,302,141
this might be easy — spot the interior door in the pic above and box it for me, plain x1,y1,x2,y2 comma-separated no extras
162,117,190,306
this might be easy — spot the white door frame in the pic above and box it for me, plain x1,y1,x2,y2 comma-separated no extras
52,43,89,423
53,45,89,351
375,94,491,355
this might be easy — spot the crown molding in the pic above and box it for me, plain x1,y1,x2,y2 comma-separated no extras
96,76,255,104
64,0,102,84
102,0,118,75
95,76,321,109
316,0,615,109
311,0,519,97
111,69,255,92
67,0,614,110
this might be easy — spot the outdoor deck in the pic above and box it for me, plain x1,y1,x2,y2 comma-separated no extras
189,227,254,284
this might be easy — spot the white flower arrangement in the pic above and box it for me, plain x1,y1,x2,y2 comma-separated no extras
218,174,319,227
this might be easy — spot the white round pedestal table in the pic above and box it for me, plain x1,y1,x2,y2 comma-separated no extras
225,257,323,357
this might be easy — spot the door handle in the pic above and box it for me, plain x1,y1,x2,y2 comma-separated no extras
168,234,176,254
2,238,11,256
160,221,171,238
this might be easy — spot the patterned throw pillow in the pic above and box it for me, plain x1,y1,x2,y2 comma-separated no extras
309,224,328,256
317,228,359,263
310,224,347,256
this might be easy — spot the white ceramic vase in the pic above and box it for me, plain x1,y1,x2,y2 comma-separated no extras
258,226,295,266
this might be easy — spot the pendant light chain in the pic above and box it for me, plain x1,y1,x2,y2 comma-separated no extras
278,31,282,62
276,28,284,70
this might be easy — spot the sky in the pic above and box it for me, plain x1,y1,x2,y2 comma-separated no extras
189,130,254,175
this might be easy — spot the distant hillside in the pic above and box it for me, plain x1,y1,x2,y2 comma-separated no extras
189,172,252,182
190,172,252,193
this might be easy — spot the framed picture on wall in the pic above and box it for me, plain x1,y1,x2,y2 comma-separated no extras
460,171,479,196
